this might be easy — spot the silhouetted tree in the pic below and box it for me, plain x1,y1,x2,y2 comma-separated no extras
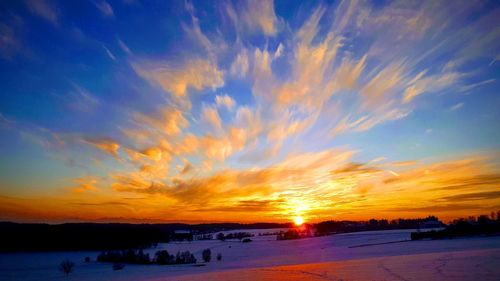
175,251,197,264
155,250,173,265
59,259,75,276
202,248,211,262
136,249,151,264
216,233,225,241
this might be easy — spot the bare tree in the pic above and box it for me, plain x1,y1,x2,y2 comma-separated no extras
202,248,211,262
59,259,75,276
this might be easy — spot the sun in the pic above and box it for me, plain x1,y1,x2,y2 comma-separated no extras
293,216,304,226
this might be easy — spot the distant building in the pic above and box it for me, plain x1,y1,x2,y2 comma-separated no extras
172,230,193,241
419,217,444,229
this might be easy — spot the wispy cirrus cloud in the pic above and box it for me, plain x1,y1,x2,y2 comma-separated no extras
0,24,23,60
26,0,59,25
95,1,114,18
83,138,120,158
224,0,279,36
70,177,99,193
450,102,464,111
132,59,224,107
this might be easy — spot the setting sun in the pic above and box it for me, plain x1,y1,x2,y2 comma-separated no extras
294,216,304,226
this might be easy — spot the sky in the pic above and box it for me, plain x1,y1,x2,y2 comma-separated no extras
0,0,499,224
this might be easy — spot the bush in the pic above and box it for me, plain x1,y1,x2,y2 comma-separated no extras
276,230,301,240
216,233,225,241
136,249,151,264
97,249,197,265
175,251,197,264
242,238,252,243
202,248,211,262
155,250,174,265
97,249,150,264
84,256,90,263
59,259,75,276
113,263,125,271
216,253,222,261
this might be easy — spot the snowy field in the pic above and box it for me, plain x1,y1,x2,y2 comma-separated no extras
1,229,499,280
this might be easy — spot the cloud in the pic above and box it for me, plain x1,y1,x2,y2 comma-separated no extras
244,0,279,36
3,1,499,223
83,138,120,157
131,106,188,137
132,59,224,105
26,0,58,25
140,147,164,162
112,169,277,207
178,162,193,175
95,1,114,18
215,94,235,110
103,45,116,61
230,49,249,77
117,38,132,55
201,105,222,131
182,2,228,61
226,0,279,36
111,147,359,213
450,102,464,111
66,84,100,112
438,191,500,202
71,201,131,207
390,203,489,213
0,24,22,60
459,79,496,93
71,177,99,193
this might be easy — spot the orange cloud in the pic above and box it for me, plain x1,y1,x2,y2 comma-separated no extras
133,106,188,136
70,177,99,193
132,59,224,101
84,138,120,157
201,105,222,131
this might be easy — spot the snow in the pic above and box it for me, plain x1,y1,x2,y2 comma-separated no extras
0,229,499,280
171,249,500,281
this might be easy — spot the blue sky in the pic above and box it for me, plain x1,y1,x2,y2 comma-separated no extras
0,0,499,223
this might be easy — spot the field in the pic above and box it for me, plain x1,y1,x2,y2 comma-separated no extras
1,229,499,280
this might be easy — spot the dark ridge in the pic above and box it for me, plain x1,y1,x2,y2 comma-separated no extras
411,215,500,240
0,222,292,252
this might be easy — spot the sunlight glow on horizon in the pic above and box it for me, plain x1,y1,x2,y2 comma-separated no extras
294,216,304,227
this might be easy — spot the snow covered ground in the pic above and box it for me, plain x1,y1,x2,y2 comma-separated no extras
172,249,500,281
1,229,499,280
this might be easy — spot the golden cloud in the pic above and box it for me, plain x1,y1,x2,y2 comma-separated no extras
132,59,224,101
83,138,120,157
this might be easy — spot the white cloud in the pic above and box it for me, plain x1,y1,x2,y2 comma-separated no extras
103,46,116,61
215,94,235,111
117,38,132,55
225,0,280,36
450,102,464,111
26,0,58,25
230,49,249,77
95,1,114,18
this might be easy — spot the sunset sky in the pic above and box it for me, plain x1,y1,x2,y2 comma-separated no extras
0,0,499,223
